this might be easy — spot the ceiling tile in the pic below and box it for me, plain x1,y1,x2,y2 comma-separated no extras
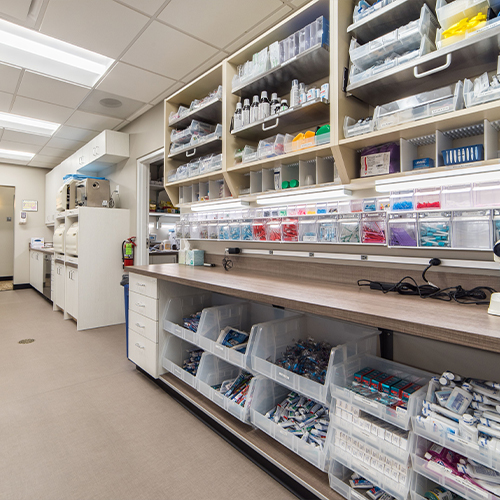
0,63,22,94
44,136,85,150
97,62,175,103
11,96,73,124
28,156,60,168
64,110,123,131
158,0,284,49
122,22,218,80
0,91,13,112
115,0,166,16
224,6,293,54
40,0,149,59
0,140,42,154
179,52,226,85
78,89,145,119
54,126,98,143
0,0,32,21
37,146,68,159
17,72,91,109
150,81,185,106
1,130,49,146
125,104,153,123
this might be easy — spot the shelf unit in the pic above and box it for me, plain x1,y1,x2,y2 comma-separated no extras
162,0,500,212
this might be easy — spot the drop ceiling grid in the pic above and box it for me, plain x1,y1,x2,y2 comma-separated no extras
0,0,304,168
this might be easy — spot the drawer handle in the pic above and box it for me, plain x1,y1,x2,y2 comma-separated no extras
414,54,452,79
135,322,145,329
262,118,279,131
136,303,146,308
135,342,144,349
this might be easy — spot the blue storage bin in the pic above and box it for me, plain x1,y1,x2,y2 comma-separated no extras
442,144,483,166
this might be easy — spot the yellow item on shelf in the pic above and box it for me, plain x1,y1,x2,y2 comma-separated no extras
293,132,305,142
442,12,487,39
304,130,315,139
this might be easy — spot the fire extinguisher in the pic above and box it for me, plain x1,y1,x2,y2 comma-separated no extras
122,237,136,267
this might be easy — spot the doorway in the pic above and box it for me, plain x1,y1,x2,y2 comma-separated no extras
0,186,15,291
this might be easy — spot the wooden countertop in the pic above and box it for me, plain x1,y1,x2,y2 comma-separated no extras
148,250,178,255
29,246,54,255
129,264,500,354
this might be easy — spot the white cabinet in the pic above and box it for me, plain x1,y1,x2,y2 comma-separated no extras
76,130,129,174
29,250,44,293
65,266,78,320
54,260,65,310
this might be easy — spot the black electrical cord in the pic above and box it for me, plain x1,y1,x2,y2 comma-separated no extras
222,250,233,272
358,258,497,305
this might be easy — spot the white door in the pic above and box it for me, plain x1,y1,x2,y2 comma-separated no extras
34,253,44,293
55,262,65,309
29,251,35,287
65,266,78,319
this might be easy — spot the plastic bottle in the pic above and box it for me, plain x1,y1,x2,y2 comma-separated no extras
250,95,259,123
280,99,289,112
259,91,270,120
242,99,250,127
233,102,242,130
290,79,299,107
270,93,280,115
299,82,307,105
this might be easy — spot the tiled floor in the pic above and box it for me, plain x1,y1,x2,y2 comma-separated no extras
0,289,296,500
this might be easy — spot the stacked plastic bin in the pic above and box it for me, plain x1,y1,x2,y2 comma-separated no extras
161,288,381,472
327,355,434,500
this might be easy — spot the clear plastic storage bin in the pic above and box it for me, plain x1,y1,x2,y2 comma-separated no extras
412,436,499,500
266,219,282,242
361,213,387,245
415,188,441,211
197,302,296,370
251,314,377,404
299,217,318,242
418,212,451,248
218,221,230,241
318,215,338,243
339,214,361,244
435,0,490,32
188,160,200,178
196,353,257,424
170,120,215,145
464,73,500,108
167,170,177,183
363,198,378,212
284,132,316,153
349,5,437,71
258,134,286,159
281,217,299,242
452,210,492,249
353,0,397,24
388,213,419,247
344,116,375,138
473,181,500,207
241,145,258,164
329,353,432,430
495,210,500,243
161,333,202,389
229,220,241,241
249,377,331,471
374,82,464,130
441,184,473,209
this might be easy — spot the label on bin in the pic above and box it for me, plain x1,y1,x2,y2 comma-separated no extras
451,435,479,450
174,367,182,376
354,394,378,408
215,344,224,351
352,491,365,500
278,371,290,380
396,406,408,415
454,476,488,498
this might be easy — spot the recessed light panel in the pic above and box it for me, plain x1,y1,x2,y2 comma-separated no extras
0,111,60,136
0,148,35,161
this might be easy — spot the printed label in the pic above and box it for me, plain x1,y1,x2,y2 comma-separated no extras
451,435,479,450
175,325,182,335
215,344,224,351
454,476,489,498
354,394,378,408
432,105,452,115
352,492,364,500
278,371,290,380
174,367,182,376
361,152,391,177
396,406,408,415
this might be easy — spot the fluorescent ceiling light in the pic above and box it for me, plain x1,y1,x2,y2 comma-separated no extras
0,111,60,136
375,164,500,192
256,187,352,205
191,200,249,212
0,148,35,161
0,19,114,87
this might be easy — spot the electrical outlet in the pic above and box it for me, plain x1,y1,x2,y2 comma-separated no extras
115,185,120,195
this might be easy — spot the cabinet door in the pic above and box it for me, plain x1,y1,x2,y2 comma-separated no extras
29,251,35,288
55,263,65,309
34,253,43,292
65,267,78,319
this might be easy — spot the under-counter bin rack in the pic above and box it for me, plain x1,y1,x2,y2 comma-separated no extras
161,333,201,389
251,314,377,405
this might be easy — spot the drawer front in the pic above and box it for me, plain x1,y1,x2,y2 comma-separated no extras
129,273,158,299
129,309,158,343
128,330,158,378
129,291,158,320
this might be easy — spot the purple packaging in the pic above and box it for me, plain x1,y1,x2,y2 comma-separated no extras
360,142,400,178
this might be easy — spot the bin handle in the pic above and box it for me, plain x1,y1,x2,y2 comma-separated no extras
414,54,452,79
186,149,196,157
262,118,279,131
135,342,144,349
135,322,145,329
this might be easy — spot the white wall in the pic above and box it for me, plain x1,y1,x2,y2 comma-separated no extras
0,186,15,277
0,163,51,285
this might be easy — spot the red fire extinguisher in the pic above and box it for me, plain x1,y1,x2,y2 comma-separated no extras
122,237,136,267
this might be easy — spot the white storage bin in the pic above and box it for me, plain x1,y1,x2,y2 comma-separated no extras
161,333,202,389
344,116,375,138
331,429,414,500
353,0,396,24
198,302,297,370
257,134,286,159
251,315,377,405
249,377,330,471
170,120,215,145
412,436,498,500
452,210,492,249
196,354,257,424
329,354,433,430
436,0,490,32
412,415,500,472
350,5,437,72
374,82,464,131
441,184,473,209
328,460,371,500
473,181,500,207
241,145,258,163
464,71,500,108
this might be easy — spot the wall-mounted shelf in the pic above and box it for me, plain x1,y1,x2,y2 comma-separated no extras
232,44,330,97
166,169,224,188
149,183,165,191
149,212,180,218
168,99,222,129
232,98,330,141
168,136,222,161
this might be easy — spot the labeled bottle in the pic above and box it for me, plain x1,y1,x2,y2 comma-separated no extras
250,95,259,123
270,93,280,115
259,91,270,120
280,99,289,112
299,82,307,105
290,79,299,108
242,98,250,127
233,102,242,130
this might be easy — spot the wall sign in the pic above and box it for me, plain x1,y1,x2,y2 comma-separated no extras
22,200,38,212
